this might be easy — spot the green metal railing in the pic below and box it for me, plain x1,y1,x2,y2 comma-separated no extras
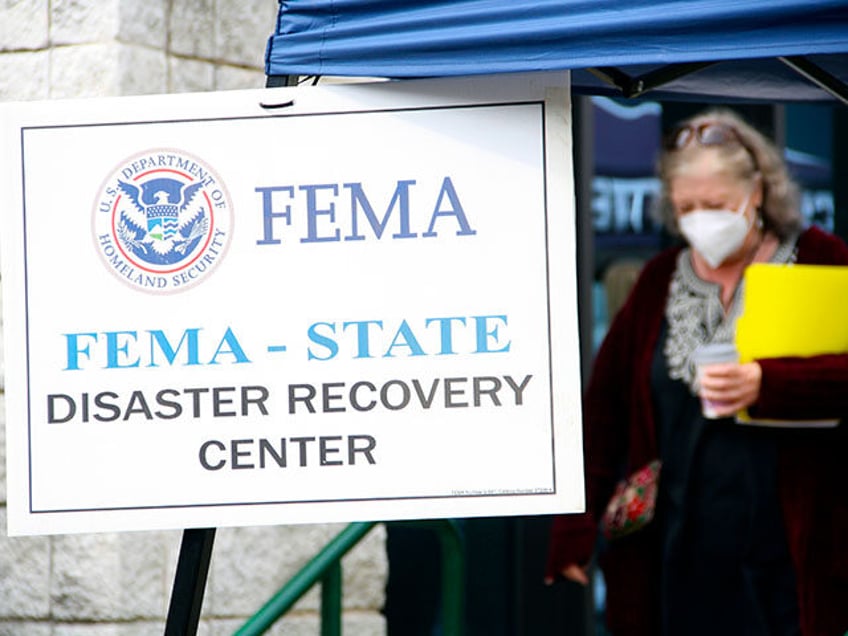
234,519,465,636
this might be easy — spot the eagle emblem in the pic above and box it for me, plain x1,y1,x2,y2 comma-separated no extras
95,149,232,293
116,177,209,266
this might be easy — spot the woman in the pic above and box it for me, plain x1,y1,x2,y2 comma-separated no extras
546,108,848,636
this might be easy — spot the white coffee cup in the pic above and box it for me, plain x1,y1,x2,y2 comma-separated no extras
692,342,739,418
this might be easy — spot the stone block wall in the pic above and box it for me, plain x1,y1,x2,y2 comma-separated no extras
0,0,276,100
0,1,389,633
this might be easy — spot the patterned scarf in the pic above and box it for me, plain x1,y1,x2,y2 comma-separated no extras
663,232,799,394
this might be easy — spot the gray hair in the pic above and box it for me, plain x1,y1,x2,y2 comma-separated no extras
655,108,802,239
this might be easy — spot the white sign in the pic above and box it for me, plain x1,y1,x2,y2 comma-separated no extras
0,72,583,535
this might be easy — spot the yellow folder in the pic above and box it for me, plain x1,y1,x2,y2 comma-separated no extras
734,263,848,426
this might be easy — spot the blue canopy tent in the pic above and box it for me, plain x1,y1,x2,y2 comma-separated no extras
262,3,848,634
265,0,848,103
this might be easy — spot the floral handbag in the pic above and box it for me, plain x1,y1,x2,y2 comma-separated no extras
600,459,662,540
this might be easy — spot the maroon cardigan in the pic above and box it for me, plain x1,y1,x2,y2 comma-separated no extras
546,226,848,636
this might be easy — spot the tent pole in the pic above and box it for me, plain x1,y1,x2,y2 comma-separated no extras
627,62,717,98
573,96,595,384
588,62,717,99
778,57,848,107
586,67,633,96
573,94,596,636
833,109,848,243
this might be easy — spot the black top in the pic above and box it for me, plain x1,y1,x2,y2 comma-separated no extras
651,322,800,636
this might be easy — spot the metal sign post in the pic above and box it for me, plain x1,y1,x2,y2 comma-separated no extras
165,528,217,636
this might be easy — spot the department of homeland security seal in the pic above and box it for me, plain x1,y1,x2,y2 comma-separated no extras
93,149,233,293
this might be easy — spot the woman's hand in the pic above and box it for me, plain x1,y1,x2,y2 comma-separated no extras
560,563,590,586
698,361,762,417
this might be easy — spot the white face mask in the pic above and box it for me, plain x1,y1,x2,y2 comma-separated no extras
677,192,753,269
